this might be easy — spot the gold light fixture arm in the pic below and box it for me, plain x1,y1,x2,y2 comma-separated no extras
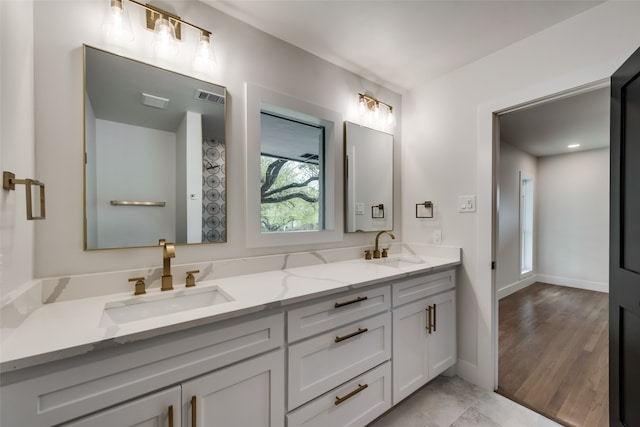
3,171,46,220
126,0,213,40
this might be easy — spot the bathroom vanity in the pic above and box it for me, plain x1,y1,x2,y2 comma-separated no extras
0,245,459,426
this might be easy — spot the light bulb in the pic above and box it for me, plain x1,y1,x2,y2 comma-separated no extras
153,18,179,56
193,32,216,73
386,107,396,128
103,0,133,42
372,102,380,122
358,95,367,116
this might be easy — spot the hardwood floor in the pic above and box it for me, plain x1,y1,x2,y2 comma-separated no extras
498,282,608,427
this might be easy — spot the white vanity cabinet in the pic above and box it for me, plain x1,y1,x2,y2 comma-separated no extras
62,386,181,427
286,285,393,427
182,349,284,427
1,312,284,427
391,270,456,404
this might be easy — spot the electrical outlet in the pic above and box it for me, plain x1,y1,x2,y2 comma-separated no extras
458,195,476,213
434,229,442,244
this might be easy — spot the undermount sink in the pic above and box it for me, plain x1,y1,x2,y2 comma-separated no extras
371,255,426,268
100,287,233,326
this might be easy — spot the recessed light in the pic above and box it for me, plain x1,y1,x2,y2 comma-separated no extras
568,144,581,149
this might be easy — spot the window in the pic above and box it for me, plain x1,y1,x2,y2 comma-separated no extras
260,112,325,232
520,174,534,276
245,83,343,248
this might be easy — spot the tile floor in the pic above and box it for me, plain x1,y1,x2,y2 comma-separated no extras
368,376,562,427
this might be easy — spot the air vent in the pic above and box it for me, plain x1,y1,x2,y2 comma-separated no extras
141,93,170,109
195,89,225,104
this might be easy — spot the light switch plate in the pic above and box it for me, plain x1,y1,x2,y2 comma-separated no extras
458,195,476,213
434,229,442,244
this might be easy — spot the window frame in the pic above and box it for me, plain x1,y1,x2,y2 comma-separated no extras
245,83,343,248
519,172,534,277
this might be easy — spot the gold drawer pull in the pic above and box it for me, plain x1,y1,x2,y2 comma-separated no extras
168,405,174,427
191,395,197,427
335,327,368,343
335,383,369,405
334,296,368,308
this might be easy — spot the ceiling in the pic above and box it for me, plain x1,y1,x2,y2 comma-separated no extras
499,86,610,157
205,0,608,157
207,0,603,94
85,46,225,137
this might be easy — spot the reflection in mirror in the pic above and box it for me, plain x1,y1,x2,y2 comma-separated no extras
344,121,393,232
83,45,226,250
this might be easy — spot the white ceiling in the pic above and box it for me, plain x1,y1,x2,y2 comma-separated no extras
206,0,603,94
204,0,609,157
499,86,610,157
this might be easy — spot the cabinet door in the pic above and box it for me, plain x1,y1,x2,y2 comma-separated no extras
392,290,456,405
427,290,456,378
392,299,429,404
62,386,181,427
182,349,285,427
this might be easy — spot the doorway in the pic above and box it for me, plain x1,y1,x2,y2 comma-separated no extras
494,85,610,426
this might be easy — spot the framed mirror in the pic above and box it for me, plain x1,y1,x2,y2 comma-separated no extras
344,121,393,232
83,45,226,250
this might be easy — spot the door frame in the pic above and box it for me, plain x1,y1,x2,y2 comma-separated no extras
475,76,610,391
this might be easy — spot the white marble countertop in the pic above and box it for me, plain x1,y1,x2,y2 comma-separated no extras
0,244,460,373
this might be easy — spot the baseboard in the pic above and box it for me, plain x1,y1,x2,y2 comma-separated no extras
497,275,537,300
535,274,609,293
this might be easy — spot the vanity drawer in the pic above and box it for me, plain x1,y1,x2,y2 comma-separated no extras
392,269,455,307
288,311,391,410
287,361,391,427
287,285,390,342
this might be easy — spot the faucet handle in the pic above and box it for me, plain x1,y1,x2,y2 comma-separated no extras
129,277,146,295
186,270,200,287
381,248,389,258
364,250,372,260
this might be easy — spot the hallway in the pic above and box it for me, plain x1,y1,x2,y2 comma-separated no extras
498,283,608,426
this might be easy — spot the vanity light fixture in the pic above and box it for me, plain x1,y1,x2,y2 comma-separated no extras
358,93,396,128
568,143,581,149
103,0,216,71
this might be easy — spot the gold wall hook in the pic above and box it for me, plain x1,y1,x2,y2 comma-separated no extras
3,171,46,220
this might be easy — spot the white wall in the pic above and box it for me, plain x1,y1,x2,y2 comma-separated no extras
496,142,537,298
26,0,401,278
402,1,640,389
175,111,202,244
95,120,176,248
0,0,35,297
536,148,609,292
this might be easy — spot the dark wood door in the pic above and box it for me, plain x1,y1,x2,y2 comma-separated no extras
610,46,640,427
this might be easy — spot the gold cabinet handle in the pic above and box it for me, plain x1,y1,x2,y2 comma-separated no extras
168,405,174,427
334,296,368,308
191,395,197,427
335,327,368,343
335,383,369,405
433,303,437,332
426,306,432,334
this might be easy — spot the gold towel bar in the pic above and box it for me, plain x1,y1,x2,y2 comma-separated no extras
110,200,166,207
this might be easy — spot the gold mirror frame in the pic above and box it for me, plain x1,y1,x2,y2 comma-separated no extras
83,45,227,250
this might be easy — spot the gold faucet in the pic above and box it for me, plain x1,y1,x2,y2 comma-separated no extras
373,230,395,258
159,239,175,291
